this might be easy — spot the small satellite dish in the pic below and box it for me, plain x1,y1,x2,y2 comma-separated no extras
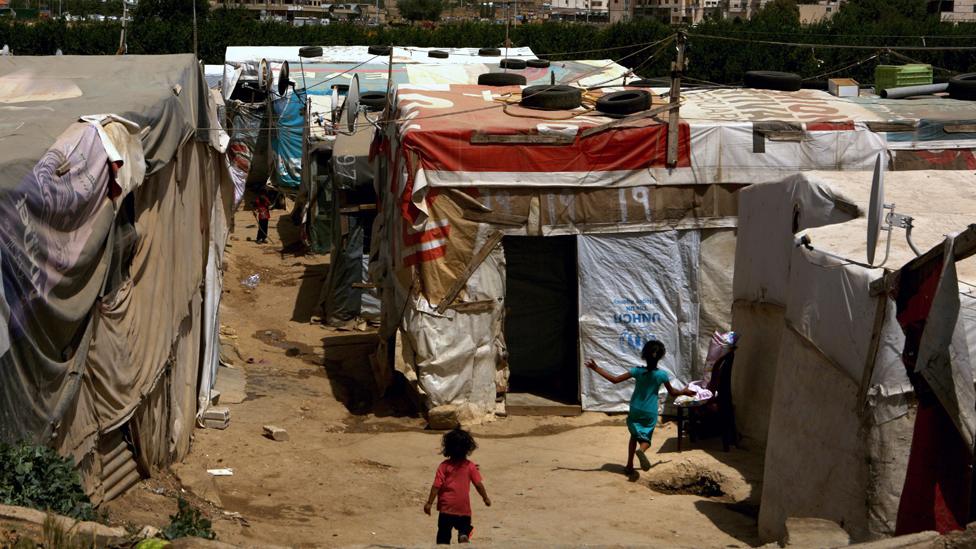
866,153,885,265
259,58,272,92
277,60,290,97
346,74,361,133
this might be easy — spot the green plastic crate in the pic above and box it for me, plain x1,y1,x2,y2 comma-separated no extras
874,64,933,94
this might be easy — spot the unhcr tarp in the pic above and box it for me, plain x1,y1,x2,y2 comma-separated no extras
0,54,230,501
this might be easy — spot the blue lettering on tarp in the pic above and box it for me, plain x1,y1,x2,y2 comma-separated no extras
619,331,657,354
613,312,662,324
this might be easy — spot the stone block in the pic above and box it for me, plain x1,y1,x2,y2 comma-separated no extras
263,425,289,441
784,517,850,548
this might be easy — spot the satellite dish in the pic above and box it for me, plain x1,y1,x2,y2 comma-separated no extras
866,153,885,265
259,58,272,92
277,60,290,96
346,74,361,133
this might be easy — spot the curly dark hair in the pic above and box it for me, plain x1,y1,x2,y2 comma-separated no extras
441,427,477,461
640,340,666,368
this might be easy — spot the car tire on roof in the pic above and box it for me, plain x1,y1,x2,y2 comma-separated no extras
478,72,527,86
360,91,388,111
299,46,323,58
948,73,976,100
499,58,527,70
596,90,652,115
743,70,802,92
520,84,583,110
527,59,550,68
368,45,392,56
428,49,449,59
478,47,502,56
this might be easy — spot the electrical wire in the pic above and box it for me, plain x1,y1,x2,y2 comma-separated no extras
692,28,976,40
802,52,880,82
887,49,959,75
688,33,976,51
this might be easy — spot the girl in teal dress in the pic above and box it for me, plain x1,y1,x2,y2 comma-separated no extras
586,340,694,474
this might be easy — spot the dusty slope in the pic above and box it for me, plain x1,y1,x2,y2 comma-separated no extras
104,207,763,548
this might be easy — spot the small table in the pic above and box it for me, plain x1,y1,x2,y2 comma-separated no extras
666,400,707,452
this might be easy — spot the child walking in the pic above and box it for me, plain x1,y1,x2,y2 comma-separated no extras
424,428,491,544
586,340,695,474
253,191,271,244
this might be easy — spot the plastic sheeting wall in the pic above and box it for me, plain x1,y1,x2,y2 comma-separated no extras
271,89,306,189
578,231,700,412
402,232,506,417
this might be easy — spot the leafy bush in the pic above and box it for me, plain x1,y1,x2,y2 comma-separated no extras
161,498,215,541
0,443,96,522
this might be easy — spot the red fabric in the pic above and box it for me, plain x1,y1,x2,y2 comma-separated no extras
896,398,972,535
433,459,482,517
893,258,972,535
254,195,271,221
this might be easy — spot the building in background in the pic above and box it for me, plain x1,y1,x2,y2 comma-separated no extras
633,0,721,24
549,0,607,21
929,0,976,22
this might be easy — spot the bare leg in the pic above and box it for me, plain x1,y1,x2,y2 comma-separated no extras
639,441,651,452
626,436,637,471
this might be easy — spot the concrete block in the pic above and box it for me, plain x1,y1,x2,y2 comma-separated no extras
784,517,850,548
427,404,459,430
203,406,230,421
263,425,289,441
846,531,940,549
203,418,229,430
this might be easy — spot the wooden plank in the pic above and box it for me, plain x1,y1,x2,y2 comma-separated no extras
448,299,496,314
857,294,889,414
666,32,686,168
506,393,582,417
870,224,976,296
944,124,976,134
579,102,677,139
462,209,528,226
351,282,377,289
866,121,917,133
435,231,505,314
339,204,377,214
470,133,575,145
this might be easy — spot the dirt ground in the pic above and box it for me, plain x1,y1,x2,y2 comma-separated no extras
103,206,765,548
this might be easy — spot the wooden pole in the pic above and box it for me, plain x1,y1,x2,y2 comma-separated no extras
666,31,685,169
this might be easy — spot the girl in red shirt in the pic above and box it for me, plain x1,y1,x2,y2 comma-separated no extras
424,428,491,544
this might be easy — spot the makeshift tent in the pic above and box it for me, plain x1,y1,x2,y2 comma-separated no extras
731,170,976,542
370,83,740,417
316,58,634,325
0,54,232,503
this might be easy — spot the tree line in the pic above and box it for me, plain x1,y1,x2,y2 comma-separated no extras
0,0,974,85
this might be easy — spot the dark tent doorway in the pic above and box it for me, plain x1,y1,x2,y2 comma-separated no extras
503,235,580,412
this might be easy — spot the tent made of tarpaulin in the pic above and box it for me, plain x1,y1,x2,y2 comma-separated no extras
370,83,740,418
0,54,232,503
311,59,633,327
729,170,976,543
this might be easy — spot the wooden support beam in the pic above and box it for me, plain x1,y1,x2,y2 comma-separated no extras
435,231,504,314
471,133,575,145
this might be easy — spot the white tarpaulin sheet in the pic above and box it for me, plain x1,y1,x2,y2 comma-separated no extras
578,231,700,412
224,46,537,65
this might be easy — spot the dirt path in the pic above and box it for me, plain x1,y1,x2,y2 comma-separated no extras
105,207,764,548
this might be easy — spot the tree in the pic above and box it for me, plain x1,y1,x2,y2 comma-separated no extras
396,0,443,21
